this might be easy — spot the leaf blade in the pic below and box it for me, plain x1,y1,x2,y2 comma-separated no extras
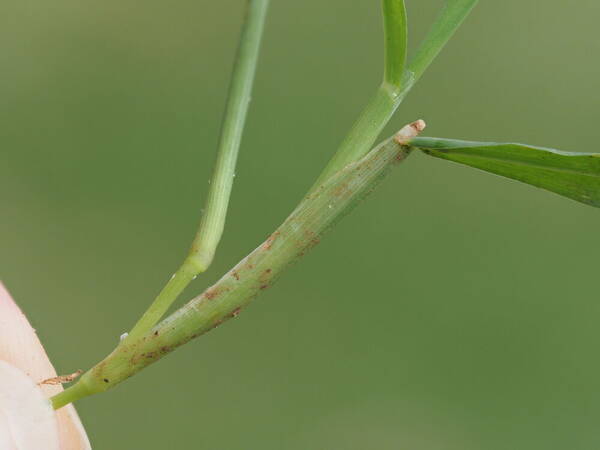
411,137,600,207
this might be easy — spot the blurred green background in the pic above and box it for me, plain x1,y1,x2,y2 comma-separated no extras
2,1,600,448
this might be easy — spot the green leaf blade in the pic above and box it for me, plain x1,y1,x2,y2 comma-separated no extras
412,137,600,207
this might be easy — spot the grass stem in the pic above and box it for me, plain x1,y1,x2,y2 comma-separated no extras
126,0,269,340
383,0,408,88
312,0,409,186
408,0,479,82
189,0,270,273
50,0,480,409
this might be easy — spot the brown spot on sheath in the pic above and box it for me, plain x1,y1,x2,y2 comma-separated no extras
332,182,350,198
231,307,241,318
301,229,320,250
262,231,281,250
260,284,269,290
153,331,159,336
259,268,274,285
103,378,110,383
232,270,240,281
205,288,219,300
305,236,321,250
160,346,170,354
395,150,408,162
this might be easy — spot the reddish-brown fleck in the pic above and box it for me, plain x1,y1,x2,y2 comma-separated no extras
262,231,281,250
259,268,274,285
205,289,219,300
394,150,407,162
306,236,320,250
332,182,350,198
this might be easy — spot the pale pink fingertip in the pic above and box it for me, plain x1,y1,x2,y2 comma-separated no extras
0,282,91,449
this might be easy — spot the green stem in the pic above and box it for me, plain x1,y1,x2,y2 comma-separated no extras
190,0,270,272
50,379,94,410
313,0,409,186
126,258,198,341
51,0,481,409
383,0,408,87
126,0,269,340
52,130,415,408
407,0,479,82
311,79,412,188
314,0,480,186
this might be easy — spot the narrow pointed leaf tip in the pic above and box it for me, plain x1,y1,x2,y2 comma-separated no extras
411,137,600,207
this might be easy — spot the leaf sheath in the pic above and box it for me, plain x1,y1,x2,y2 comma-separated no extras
52,132,413,407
